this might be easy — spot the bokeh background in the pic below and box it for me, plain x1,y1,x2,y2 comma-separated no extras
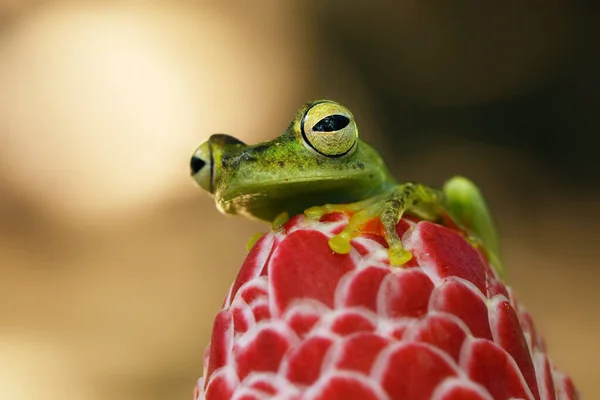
1,1,599,399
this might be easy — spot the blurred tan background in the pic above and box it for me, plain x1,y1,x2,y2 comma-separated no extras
0,1,598,399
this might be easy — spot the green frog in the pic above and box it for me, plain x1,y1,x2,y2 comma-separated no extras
190,100,502,274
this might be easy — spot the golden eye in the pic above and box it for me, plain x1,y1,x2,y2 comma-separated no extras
301,101,358,157
190,141,213,193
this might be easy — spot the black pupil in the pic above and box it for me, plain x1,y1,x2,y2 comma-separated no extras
313,114,350,132
190,156,206,175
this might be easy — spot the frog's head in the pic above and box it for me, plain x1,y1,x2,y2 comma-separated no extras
190,100,394,222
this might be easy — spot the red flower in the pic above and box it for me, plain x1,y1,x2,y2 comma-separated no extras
195,213,579,400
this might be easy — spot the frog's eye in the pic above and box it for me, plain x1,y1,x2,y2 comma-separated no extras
190,141,213,193
301,101,358,157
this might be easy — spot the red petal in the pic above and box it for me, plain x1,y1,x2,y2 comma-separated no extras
404,312,468,362
353,234,388,253
283,302,326,338
378,269,434,318
245,373,280,395
284,334,335,385
231,301,253,334
328,310,376,335
283,214,307,233
238,279,268,304
249,299,271,322
307,372,388,400
490,297,539,399
204,368,238,400
533,352,557,400
430,278,493,340
229,235,275,304
374,342,458,400
486,278,509,299
431,378,493,400
406,222,487,294
319,212,347,223
462,338,533,400
206,310,234,379
340,266,390,312
518,308,544,352
230,388,268,400
234,324,294,380
554,370,579,400
385,320,412,339
481,253,508,298
395,218,413,238
330,333,391,373
283,301,331,338
269,230,356,314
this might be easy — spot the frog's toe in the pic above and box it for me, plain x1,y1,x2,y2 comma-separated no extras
304,196,381,220
388,244,413,266
271,212,290,230
246,232,265,251
328,232,353,254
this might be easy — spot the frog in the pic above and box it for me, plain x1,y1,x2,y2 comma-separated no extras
190,100,503,275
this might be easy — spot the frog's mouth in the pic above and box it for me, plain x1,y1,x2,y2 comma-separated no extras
219,175,382,222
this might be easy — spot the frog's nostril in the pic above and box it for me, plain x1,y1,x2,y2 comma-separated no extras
190,155,206,175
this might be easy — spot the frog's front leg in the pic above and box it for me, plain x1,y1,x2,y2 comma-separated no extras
305,183,447,266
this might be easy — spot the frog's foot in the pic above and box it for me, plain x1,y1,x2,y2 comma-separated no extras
304,195,381,219
305,183,445,266
271,212,290,230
